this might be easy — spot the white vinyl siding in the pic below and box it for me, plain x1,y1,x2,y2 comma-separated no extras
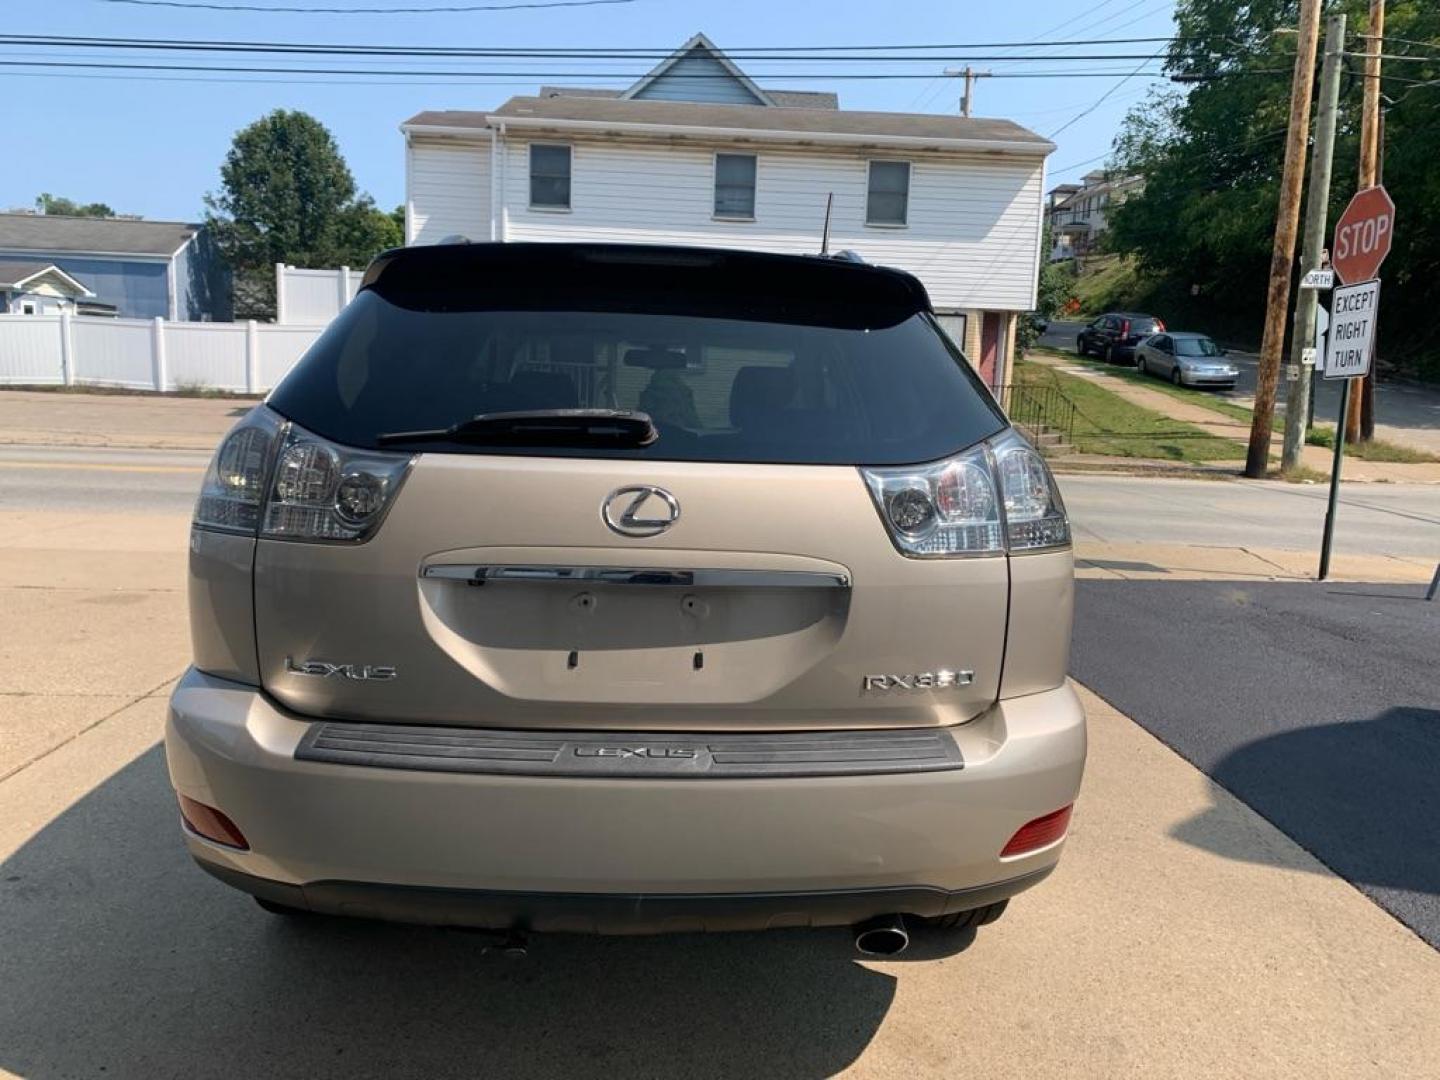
493,137,1044,311
406,137,491,245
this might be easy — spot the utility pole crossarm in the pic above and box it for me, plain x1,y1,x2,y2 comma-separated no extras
942,65,991,118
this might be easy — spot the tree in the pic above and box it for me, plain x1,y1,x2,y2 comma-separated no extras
37,193,116,218
1018,227,1077,352
206,110,399,320
1105,0,1440,381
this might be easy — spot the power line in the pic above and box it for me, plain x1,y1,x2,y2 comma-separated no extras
0,68,546,86
0,58,1172,79
1047,43,1169,137
0,32,1196,59
1354,34,1440,54
993,0,1172,74
0,40,1202,61
94,0,634,12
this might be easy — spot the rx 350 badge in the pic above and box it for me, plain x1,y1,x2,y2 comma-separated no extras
862,669,974,693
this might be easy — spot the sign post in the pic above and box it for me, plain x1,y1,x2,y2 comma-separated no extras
1316,185,1393,580
1317,279,1380,579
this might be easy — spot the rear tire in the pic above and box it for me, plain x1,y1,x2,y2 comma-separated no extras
1104,344,1114,363
919,899,1009,931
1136,357,1147,377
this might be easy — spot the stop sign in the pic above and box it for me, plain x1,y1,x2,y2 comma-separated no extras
1331,185,1395,284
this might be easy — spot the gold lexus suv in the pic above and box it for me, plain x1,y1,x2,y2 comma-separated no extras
168,243,1085,955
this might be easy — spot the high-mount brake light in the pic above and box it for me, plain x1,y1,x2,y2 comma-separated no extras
861,428,1069,558
192,406,412,544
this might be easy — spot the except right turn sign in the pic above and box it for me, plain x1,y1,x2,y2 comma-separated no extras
1323,279,1379,381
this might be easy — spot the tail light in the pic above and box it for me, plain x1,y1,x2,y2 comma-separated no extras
193,405,413,544
862,428,1069,558
1001,805,1073,857
1154,318,1166,332
178,795,249,850
1120,319,1131,338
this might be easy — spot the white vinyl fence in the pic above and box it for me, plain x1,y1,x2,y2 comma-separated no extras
275,263,362,325
0,313,324,394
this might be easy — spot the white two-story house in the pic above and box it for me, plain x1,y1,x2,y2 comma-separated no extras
401,34,1052,388
1046,169,1143,261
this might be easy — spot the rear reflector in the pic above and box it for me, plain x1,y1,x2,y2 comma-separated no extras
1001,805,1073,857
178,795,249,850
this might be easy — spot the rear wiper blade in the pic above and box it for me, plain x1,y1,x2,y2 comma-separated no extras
377,409,659,448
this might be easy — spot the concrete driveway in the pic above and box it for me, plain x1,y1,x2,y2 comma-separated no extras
2,433,1439,1076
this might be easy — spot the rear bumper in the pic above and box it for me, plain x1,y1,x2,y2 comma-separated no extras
1179,371,1238,387
165,669,1086,932
197,858,1052,934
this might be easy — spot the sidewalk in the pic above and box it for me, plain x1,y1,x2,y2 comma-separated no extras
0,388,248,451
1075,538,1436,585
1027,352,1440,483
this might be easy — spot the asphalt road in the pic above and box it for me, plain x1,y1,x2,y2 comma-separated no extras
0,445,209,514
1042,319,1440,448
4,444,1435,561
1072,576,1440,948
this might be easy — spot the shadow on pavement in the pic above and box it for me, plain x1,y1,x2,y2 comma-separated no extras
1072,578,1440,948
1169,706,1440,946
0,746,968,1079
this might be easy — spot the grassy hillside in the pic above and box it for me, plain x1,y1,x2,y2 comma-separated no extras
1070,255,1141,317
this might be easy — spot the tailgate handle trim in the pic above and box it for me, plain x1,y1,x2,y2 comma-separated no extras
420,564,850,589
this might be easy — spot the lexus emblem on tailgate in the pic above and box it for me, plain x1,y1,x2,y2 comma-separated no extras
602,485,680,537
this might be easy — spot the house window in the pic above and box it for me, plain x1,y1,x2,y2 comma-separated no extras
866,160,910,226
529,144,572,210
20,301,38,315
714,153,757,219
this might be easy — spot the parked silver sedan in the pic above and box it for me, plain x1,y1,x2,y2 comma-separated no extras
1134,332,1239,389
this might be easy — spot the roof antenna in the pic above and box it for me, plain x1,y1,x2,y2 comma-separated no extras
819,192,834,255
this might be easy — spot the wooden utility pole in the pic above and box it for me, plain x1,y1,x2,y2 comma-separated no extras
1281,13,1346,474
1245,0,1323,478
945,66,991,117
1350,0,1385,443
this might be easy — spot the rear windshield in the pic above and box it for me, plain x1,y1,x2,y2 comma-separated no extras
1129,318,1159,335
268,273,1005,466
1175,337,1222,357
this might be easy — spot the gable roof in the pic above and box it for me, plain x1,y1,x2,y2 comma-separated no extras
0,213,199,257
409,97,1051,155
620,32,775,107
0,258,94,296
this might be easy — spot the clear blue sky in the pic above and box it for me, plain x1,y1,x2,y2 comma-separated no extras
7,0,1178,222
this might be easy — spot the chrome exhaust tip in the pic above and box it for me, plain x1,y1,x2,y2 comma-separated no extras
853,914,910,957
